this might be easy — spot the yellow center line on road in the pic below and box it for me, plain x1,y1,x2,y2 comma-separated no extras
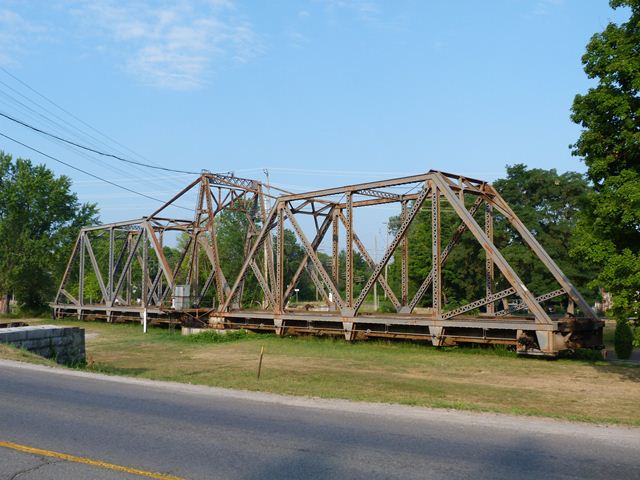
0,440,185,480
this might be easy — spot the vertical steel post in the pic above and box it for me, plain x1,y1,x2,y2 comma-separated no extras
485,202,495,314
257,184,276,296
260,186,270,309
431,184,441,316
193,233,199,306
158,232,164,306
108,227,114,303
126,234,132,305
345,193,353,310
401,200,409,306
78,232,85,310
142,228,148,308
276,205,285,314
332,210,339,289
374,235,378,311
187,232,197,285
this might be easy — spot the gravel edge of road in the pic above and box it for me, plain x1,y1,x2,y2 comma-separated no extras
1,358,638,446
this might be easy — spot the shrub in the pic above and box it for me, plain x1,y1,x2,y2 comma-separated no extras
614,319,634,360
377,301,396,313
184,329,249,344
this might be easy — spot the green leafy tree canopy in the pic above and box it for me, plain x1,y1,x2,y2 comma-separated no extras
0,152,98,310
571,0,640,320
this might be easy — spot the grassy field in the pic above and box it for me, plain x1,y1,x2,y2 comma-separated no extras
1,317,639,426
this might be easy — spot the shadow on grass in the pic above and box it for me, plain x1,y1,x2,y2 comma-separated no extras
555,347,640,382
86,364,150,376
270,335,521,357
590,362,640,383
556,348,640,382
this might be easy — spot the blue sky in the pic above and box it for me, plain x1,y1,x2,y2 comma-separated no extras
0,0,629,251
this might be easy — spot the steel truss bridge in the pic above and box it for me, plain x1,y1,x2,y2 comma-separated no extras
51,170,603,356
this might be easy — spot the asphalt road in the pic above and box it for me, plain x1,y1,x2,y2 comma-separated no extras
0,360,638,480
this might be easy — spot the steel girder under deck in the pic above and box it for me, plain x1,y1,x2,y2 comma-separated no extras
51,170,603,356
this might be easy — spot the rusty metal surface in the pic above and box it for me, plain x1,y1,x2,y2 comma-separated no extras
51,170,603,356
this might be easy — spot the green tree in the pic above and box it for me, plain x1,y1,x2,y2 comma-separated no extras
212,205,261,307
282,229,314,303
571,0,640,321
0,152,98,311
337,249,371,299
215,206,253,286
614,319,634,360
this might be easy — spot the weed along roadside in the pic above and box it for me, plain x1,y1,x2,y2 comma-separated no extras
1,317,638,427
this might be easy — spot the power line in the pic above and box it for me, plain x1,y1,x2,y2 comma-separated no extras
0,67,196,190
0,110,202,175
0,77,127,156
0,88,156,182
0,66,160,167
0,131,193,210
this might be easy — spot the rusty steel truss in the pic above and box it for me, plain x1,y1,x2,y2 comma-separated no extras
51,170,603,356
